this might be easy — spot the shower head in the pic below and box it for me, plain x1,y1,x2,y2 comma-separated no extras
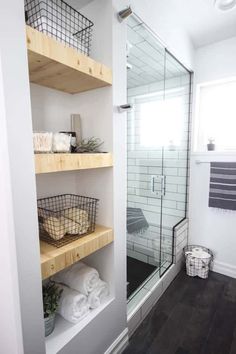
127,62,133,70
118,6,133,22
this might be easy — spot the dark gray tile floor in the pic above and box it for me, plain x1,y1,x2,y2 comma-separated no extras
123,270,236,354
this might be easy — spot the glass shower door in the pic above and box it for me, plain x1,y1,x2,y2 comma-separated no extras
126,15,166,299
160,51,191,276
126,14,191,300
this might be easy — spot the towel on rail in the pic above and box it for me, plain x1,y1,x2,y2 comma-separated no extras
57,284,90,324
209,162,236,211
127,207,149,234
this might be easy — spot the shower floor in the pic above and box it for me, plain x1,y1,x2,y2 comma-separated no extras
127,256,157,299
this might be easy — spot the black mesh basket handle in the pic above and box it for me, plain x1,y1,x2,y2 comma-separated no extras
25,0,94,56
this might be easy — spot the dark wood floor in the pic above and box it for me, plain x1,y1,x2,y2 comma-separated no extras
127,257,157,299
124,270,236,354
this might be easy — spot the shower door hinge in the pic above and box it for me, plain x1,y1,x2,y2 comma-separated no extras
151,175,166,198
118,104,133,113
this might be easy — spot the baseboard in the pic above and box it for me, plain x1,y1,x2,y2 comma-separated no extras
212,260,236,279
104,328,129,354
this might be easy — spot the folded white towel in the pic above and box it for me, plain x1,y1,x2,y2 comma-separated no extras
57,284,90,324
88,279,109,309
54,262,99,296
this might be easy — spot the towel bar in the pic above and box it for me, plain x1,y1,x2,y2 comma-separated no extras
195,160,211,164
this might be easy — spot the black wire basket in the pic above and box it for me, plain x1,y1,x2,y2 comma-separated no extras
38,194,99,247
25,0,94,56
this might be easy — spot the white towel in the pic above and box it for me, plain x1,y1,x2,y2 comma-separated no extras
57,284,90,324
88,280,109,309
53,262,99,296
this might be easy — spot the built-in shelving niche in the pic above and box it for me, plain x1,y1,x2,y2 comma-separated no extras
27,10,114,352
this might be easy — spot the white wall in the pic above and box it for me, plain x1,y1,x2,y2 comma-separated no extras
0,55,24,354
0,1,45,353
194,36,236,83
189,37,236,278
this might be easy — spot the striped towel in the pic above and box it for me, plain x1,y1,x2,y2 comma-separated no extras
209,162,236,211
127,207,149,234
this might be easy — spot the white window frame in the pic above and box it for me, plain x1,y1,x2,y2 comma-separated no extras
194,76,236,153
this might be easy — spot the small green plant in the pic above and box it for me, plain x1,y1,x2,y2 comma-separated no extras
43,281,63,318
208,137,215,144
75,137,104,153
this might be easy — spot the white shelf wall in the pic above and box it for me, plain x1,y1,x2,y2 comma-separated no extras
0,0,128,353
0,1,46,353
30,1,128,354
51,1,127,353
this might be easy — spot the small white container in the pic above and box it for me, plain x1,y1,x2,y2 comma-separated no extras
33,132,53,153
53,133,71,153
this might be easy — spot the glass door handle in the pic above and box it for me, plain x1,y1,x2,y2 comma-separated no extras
151,175,166,197
161,175,166,197
151,175,156,194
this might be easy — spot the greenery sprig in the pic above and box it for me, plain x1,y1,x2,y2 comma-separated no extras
43,281,63,318
75,137,104,153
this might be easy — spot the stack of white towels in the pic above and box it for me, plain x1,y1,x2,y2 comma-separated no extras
53,262,109,324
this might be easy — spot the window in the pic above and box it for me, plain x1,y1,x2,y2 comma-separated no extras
195,78,236,152
138,91,185,148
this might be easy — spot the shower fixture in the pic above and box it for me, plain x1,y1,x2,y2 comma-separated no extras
118,6,133,22
214,0,236,10
126,62,133,70
118,104,133,113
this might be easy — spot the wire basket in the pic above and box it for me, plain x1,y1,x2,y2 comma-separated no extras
25,0,94,56
183,245,213,279
38,194,98,247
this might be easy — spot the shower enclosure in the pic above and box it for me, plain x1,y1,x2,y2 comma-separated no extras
126,15,191,300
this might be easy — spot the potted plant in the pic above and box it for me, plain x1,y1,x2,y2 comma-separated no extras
207,137,215,151
75,137,104,153
43,281,63,337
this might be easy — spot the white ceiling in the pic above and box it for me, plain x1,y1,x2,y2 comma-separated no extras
189,0,236,47
69,0,236,48
145,0,236,48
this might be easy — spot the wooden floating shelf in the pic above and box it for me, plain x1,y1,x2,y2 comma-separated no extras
40,225,113,280
35,153,113,174
26,26,112,94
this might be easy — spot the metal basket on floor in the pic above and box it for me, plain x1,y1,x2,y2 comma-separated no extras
184,245,213,279
37,194,98,247
25,0,94,56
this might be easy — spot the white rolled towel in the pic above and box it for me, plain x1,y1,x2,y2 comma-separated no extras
54,262,99,296
57,284,90,324
88,279,109,309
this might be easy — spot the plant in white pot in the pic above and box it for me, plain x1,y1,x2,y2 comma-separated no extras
43,281,63,337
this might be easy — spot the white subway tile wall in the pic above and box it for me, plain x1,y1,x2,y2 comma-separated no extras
173,219,189,263
127,74,191,267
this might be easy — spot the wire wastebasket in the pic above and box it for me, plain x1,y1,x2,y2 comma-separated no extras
184,245,213,279
38,194,98,248
25,0,94,56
